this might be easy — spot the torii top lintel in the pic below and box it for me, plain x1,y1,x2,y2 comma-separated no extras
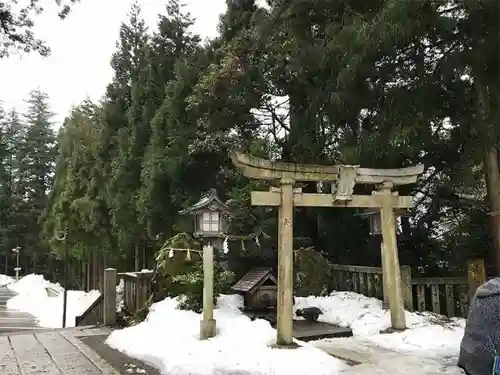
230,151,424,186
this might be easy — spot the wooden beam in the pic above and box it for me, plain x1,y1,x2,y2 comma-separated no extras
251,191,414,208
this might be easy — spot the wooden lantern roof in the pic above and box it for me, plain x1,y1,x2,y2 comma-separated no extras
179,189,230,215
231,267,277,293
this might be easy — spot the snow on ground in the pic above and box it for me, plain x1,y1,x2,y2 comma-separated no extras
116,278,124,312
0,274,13,286
295,291,464,355
106,294,349,375
296,291,465,374
5,274,100,328
107,291,467,375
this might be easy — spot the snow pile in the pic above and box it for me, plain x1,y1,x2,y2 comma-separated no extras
0,274,13,286
297,292,465,374
295,291,465,340
6,274,101,328
8,274,64,295
116,278,124,312
106,294,349,375
106,290,466,375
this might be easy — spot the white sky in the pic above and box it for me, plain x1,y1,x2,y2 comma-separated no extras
0,0,227,124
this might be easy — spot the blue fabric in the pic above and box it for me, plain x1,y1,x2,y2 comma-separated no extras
458,278,500,375
493,356,500,374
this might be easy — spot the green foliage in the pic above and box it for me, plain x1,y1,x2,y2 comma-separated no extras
34,0,500,288
174,262,234,313
294,247,334,297
0,90,58,277
131,304,150,325
152,232,234,313
154,233,202,279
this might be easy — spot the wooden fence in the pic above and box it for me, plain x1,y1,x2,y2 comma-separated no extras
118,271,154,314
330,258,485,318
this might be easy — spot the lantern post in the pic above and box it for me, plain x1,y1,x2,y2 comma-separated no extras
179,189,230,340
12,247,21,282
56,228,69,328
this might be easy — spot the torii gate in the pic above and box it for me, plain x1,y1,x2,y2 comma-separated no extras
230,151,424,347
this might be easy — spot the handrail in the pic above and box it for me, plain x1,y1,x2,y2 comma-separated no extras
75,293,103,326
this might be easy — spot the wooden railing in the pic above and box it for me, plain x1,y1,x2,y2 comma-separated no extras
330,259,485,318
75,294,104,326
118,271,154,314
411,277,469,318
331,264,385,300
75,268,118,327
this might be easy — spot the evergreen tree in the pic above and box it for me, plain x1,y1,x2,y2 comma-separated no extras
109,0,201,270
16,90,57,270
0,109,25,273
106,2,150,270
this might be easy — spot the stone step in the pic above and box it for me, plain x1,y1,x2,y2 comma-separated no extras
0,286,39,334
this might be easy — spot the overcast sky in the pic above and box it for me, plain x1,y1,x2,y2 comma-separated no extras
0,0,227,123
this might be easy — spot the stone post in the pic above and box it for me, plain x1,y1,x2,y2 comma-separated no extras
200,244,216,340
400,265,413,311
276,179,295,346
103,268,117,326
467,258,486,300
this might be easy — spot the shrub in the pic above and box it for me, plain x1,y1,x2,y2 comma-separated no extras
294,247,333,296
174,262,234,313
152,233,234,313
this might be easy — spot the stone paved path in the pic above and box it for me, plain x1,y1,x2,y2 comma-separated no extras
0,287,38,334
0,328,121,375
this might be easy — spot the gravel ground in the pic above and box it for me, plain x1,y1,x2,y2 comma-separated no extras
80,334,161,375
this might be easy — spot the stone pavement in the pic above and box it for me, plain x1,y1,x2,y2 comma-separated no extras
0,328,122,375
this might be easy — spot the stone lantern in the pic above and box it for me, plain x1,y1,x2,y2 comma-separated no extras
358,208,409,308
364,209,382,236
358,208,410,236
179,189,230,340
179,188,230,248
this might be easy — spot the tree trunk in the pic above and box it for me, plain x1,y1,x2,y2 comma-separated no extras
484,148,500,276
86,262,91,292
92,252,98,290
134,244,139,272
475,75,500,276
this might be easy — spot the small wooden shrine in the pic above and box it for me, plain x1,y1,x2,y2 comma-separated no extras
231,267,277,311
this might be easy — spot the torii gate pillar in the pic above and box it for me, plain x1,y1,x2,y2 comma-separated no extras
276,179,295,346
375,182,406,329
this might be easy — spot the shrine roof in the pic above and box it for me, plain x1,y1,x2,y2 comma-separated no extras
231,267,276,293
179,188,229,215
